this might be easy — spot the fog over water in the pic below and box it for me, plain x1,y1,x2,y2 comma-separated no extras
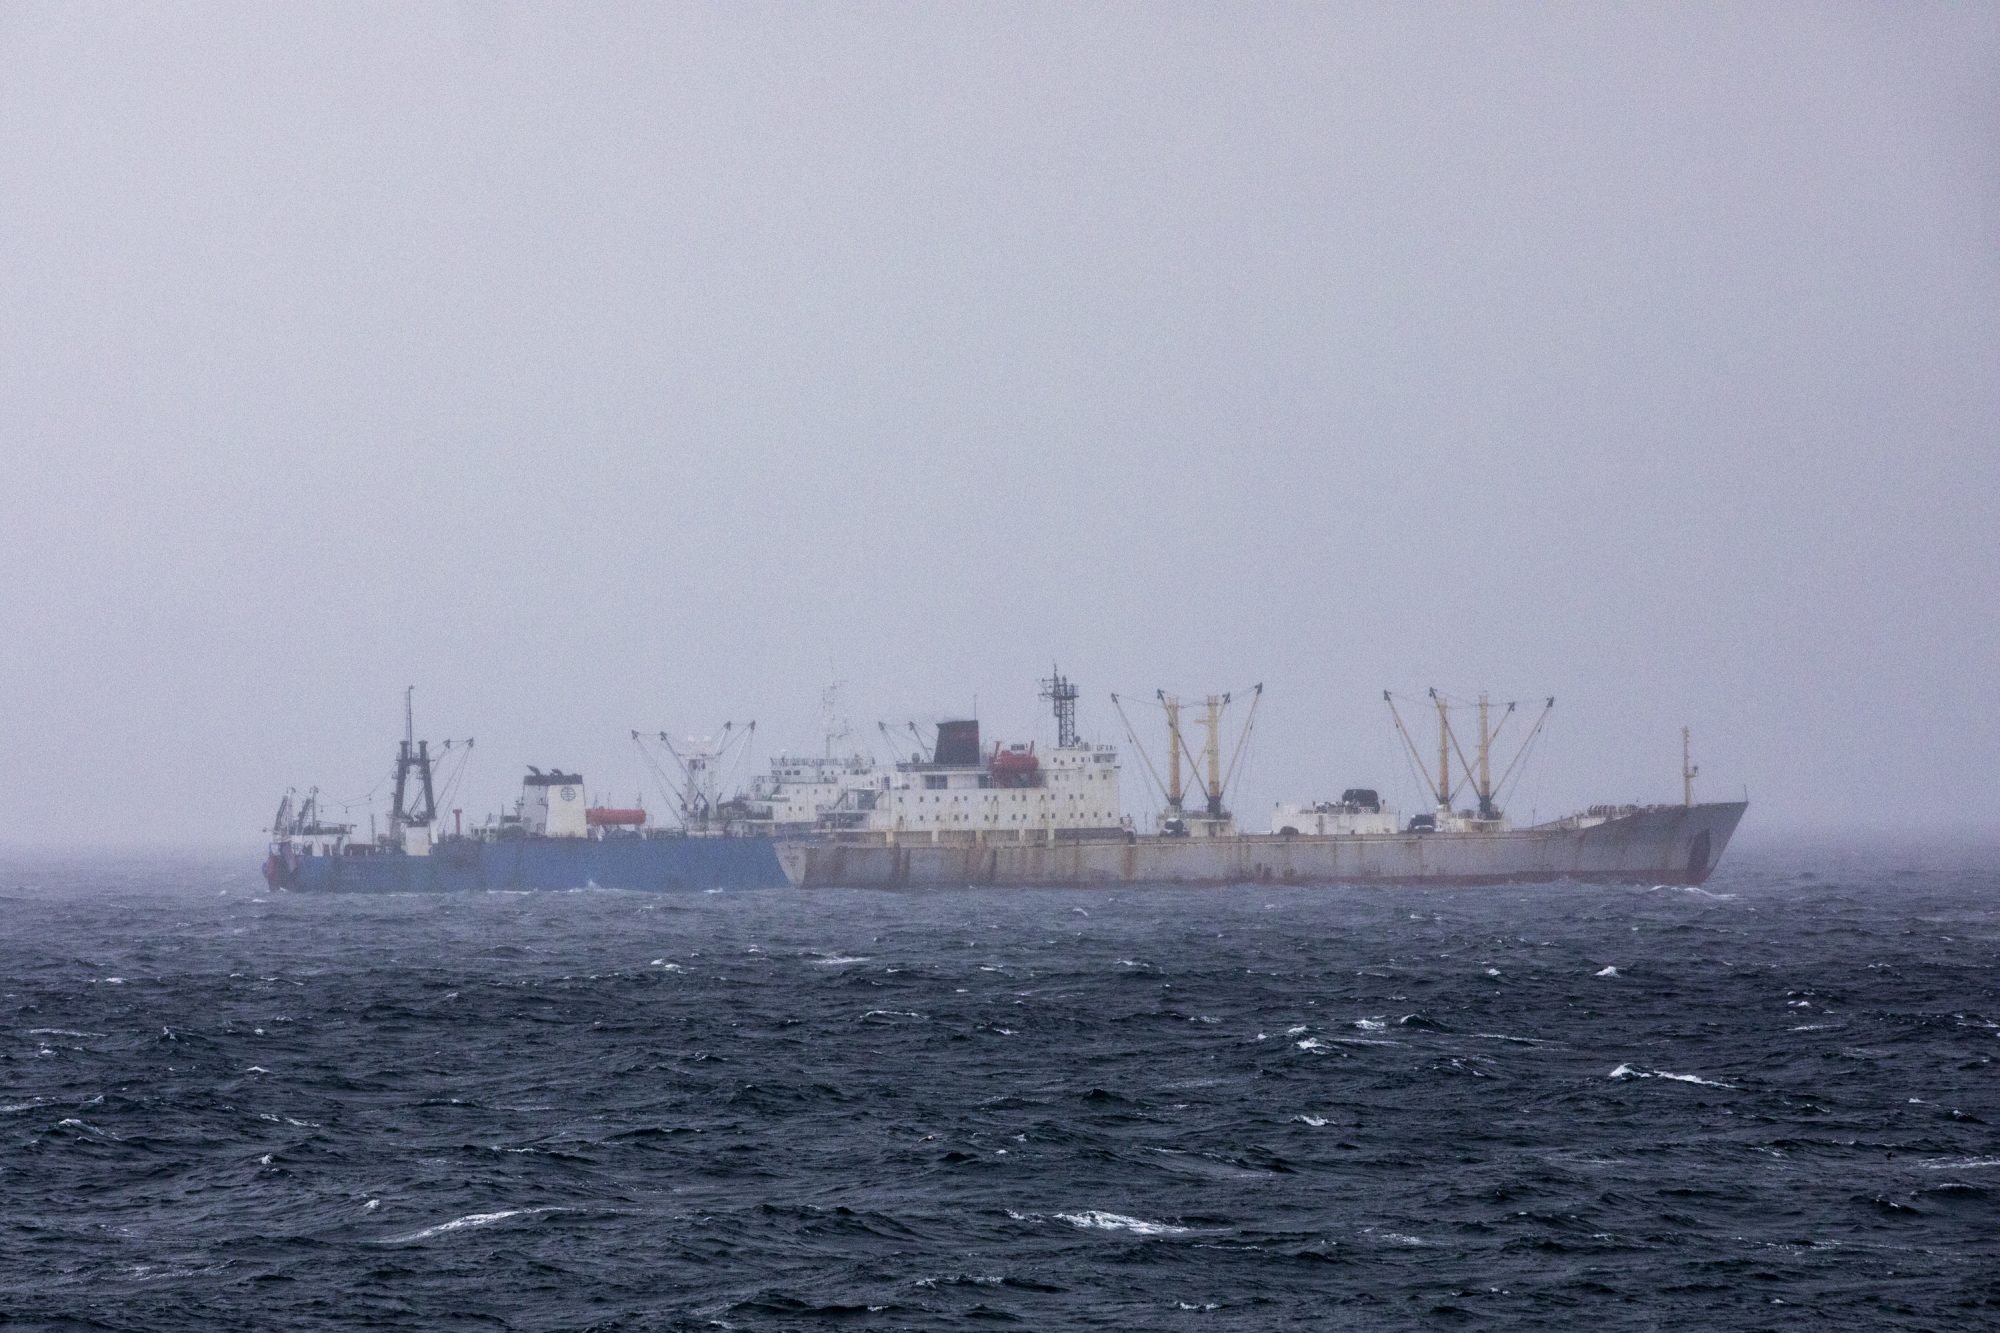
3,5,1995,847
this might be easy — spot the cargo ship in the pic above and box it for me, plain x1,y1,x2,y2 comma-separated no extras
262,694,787,893
778,671,1746,889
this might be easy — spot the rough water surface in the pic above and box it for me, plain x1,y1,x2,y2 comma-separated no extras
1,844,1995,1330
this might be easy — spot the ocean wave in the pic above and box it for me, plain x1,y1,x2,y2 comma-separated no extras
1609,1064,1737,1089
384,1207,555,1244
1055,1210,1189,1236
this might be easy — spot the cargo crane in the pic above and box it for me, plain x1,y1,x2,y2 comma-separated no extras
632,720,757,833
1384,689,1553,832
1111,683,1262,837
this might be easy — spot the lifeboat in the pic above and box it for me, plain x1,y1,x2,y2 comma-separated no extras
586,807,648,827
989,743,1039,788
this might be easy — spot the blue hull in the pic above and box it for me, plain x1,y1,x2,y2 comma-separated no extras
266,835,788,893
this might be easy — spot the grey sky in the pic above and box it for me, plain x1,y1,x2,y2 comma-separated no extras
3,3,1995,846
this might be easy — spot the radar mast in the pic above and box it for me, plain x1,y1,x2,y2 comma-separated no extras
1040,666,1080,748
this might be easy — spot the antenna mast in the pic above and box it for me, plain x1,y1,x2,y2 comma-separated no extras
1040,666,1080,748
1683,726,1697,806
821,682,852,759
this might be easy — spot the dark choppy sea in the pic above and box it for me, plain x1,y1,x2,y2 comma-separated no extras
2,844,1995,1331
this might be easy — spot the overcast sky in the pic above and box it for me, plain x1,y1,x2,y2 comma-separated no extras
3,3,1995,847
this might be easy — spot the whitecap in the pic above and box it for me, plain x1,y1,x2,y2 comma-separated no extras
1609,1064,1735,1089
860,1009,925,1020
1595,966,1618,978
384,1207,551,1243
1353,1017,1386,1032
26,1029,104,1038
1655,1071,1735,1088
1056,1210,1188,1236
1366,1229,1426,1246
1295,1114,1329,1127
1922,1156,2000,1170
102,977,126,985
1295,1037,1333,1053
811,955,867,966
1484,968,1501,977
649,960,682,971
1285,1025,1309,1036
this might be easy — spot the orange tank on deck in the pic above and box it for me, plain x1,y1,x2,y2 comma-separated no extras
586,807,647,827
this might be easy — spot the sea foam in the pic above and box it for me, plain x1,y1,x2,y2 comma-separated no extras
386,1207,553,1244
1056,1210,1188,1236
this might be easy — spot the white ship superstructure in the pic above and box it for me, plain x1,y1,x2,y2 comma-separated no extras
867,728,1123,842
740,751,886,834
804,669,1124,845
1271,791,1399,837
729,687,890,835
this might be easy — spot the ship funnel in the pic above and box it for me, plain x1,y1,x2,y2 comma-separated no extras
934,719,981,767
521,768,588,838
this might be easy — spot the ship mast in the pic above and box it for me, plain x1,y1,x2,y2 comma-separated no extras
820,682,854,760
1477,693,1493,819
389,686,437,843
1040,666,1080,749
1683,726,1698,807
1433,689,1451,812
1112,684,1260,834
1203,694,1224,818
1387,689,1546,822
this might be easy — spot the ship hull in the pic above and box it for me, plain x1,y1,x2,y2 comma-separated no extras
782,801,1748,890
266,834,789,893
